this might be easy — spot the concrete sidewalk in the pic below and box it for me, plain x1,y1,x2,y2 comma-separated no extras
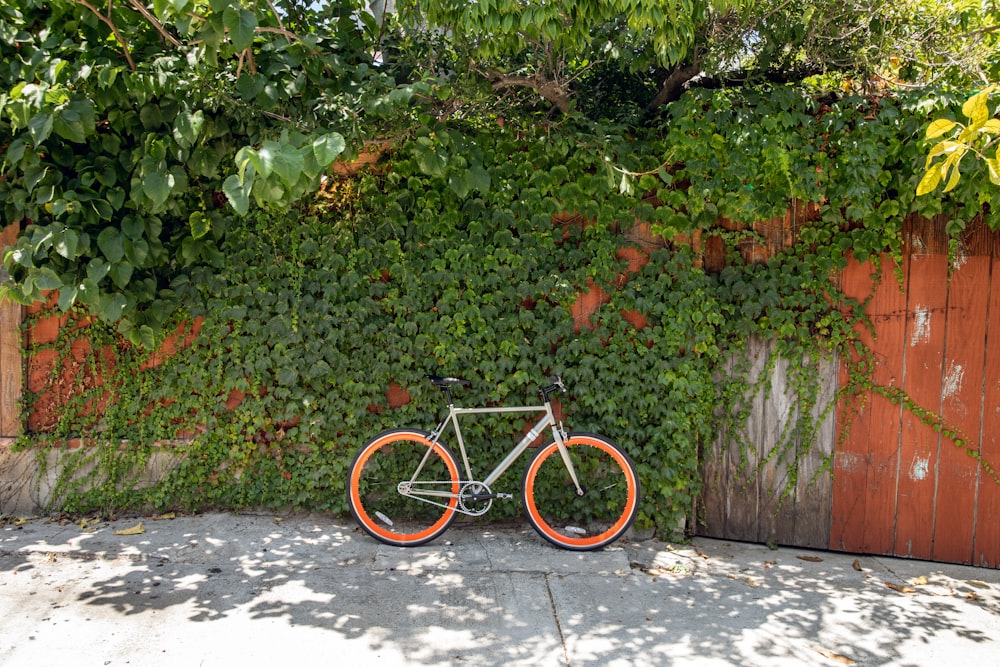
1,512,998,666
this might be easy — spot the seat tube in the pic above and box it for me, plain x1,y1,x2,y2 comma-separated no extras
449,408,474,481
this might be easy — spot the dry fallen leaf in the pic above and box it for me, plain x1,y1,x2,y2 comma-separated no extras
114,522,145,536
968,581,990,589
816,647,856,665
913,575,929,586
966,591,982,601
798,555,823,562
852,559,863,572
885,581,916,594
764,561,776,569
154,512,176,520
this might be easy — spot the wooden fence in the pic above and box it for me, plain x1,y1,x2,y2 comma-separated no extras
698,215,1000,568
3,214,1000,567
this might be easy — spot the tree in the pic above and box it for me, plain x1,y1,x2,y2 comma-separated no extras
395,0,1000,118
0,0,405,344
917,85,1000,195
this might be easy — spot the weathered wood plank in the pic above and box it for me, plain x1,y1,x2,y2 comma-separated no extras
0,224,23,438
758,351,799,546
862,255,908,555
723,337,768,542
974,249,1000,567
895,218,949,559
698,353,733,539
831,257,876,552
933,249,990,564
793,351,837,549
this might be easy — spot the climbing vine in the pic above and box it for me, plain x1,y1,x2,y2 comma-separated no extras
13,82,1000,536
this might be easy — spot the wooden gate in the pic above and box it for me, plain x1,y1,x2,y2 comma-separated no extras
832,216,1000,567
699,215,1000,568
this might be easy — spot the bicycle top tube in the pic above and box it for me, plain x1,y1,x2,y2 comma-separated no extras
426,374,565,407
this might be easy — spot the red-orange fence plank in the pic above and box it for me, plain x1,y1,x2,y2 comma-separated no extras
934,250,990,564
832,255,908,554
895,223,949,560
830,257,874,552
975,251,1000,567
863,255,909,555
0,224,22,437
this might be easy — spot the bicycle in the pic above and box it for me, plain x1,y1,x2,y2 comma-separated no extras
347,375,641,550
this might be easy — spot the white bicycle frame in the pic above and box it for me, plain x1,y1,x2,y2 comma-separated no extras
401,396,584,513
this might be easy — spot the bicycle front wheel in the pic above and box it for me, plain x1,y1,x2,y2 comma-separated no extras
347,428,461,547
522,432,640,551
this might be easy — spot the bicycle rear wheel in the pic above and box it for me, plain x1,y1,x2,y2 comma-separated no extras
347,428,461,547
522,432,640,551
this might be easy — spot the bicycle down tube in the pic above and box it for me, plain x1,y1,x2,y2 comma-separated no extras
413,404,583,507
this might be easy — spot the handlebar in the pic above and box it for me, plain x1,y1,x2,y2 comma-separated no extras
540,376,566,400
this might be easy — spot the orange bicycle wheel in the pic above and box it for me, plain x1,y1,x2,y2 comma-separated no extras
347,429,461,547
521,432,640,550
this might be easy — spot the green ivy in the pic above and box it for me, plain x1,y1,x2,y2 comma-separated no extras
18,84,1000,537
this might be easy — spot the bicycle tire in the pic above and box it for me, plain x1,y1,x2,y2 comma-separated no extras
521,432,640,551
347,428,461,547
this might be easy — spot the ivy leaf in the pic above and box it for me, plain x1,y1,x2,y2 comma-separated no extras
312,133,346,166
173,109,205,148
99,293,128,322
448,171,472,198
143,170,173,207
189,211,211,239
27,112,53,145
414,141,447,177
33,267,63,290
985,157,1000,186
54,228,80,259
223,173,251,215
924,119,957,139
97,227,125,263
109,261,134,288
224,7,258,51
57,284,78,311
469,164,491,193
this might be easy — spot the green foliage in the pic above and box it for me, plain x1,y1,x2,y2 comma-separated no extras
0,0,406,342
402,0,713,67
918,85,1000,195
15,80,1000,535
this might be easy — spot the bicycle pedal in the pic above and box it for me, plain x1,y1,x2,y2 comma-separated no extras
496,493,513,500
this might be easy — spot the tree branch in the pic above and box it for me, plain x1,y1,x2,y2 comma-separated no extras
644,60,702,116
490,74,571,113
75,0,136,70
127,0,183,47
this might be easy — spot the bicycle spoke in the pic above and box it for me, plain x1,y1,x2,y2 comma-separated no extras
347,429,460,547
522,434,640,550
